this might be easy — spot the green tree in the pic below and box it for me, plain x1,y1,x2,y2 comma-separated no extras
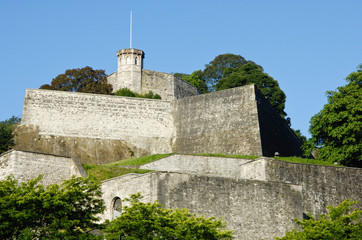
215,63,287,117
0,175,105,239
202,53,249,91
275,199,362,240
175,70,209,94
0,116,20,154
104,193,233,240
40,66,112,94
307,68,361,167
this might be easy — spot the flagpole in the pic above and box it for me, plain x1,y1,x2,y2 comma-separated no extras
130,11,132,49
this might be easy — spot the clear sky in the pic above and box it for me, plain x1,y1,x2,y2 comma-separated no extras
1,0,361,137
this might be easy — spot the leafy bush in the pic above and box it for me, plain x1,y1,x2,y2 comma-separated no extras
104,193,233,240
114,88,161,99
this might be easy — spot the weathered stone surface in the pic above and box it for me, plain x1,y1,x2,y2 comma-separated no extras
16,84,304,164
0,150,85,185
14,125,140,164
100,171,303,240
18,89,174,163
261,158,362,216
172,85,263,156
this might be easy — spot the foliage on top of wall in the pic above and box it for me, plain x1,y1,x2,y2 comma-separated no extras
40,66,113,95
114,88,161,99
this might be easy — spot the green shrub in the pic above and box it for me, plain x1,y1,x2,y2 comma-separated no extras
114,88,136,97
114,88,162,99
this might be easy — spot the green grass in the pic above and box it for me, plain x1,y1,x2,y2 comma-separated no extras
194,153,259,159
83,164,152,182
274,156,341,166
106,153,173,167
82,153,172,182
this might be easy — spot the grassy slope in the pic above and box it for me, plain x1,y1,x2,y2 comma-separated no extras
84,153,339,182
83,153,172,182
274,156,340,166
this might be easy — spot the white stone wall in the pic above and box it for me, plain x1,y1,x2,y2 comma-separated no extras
0,150,85,186
140,154,253,178
100,173,155,222
21,89,175,154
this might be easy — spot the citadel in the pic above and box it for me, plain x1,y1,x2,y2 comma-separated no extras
0,47,361,239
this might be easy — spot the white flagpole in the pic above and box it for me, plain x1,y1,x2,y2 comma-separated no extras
130,11,132,49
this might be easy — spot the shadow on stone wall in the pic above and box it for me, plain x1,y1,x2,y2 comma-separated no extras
14,125,149,164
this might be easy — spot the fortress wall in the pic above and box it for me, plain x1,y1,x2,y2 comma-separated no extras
141,69,175,100
263,159,362,217
172,85,263,156
255,88,303,157
173,75,199,99
107,72,118,92
154,172,303,240
140,154,253,178
19,89,174,163
0,150,84,186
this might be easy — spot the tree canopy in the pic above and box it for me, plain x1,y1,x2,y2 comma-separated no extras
0,175,105,239
307,67,361,167
275,199,362,240
178,53,287,117
202,53,249,91
0,116,20,154
40,66,112,94
215,63,286,117
104,193,233,240
175,70,209,94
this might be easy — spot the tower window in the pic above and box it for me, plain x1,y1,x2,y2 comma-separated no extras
135,57,138,65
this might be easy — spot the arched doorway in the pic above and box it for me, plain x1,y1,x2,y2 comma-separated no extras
112,197,122,219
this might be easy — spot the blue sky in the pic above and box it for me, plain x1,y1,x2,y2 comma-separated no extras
1,0,361,137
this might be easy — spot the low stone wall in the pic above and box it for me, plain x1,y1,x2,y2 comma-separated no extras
263,159,362,216
140,154,253,178
100,171,303,240
100,173,155,222
0,150,85,186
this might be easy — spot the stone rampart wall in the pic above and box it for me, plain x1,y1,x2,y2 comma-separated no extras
101,171,303,240
20,89,174,163
157,172,303,240
172,85,263,156
173,75,199,99
141,69,176,100
141,69,198,100
0,150,85,186
263,159,362,216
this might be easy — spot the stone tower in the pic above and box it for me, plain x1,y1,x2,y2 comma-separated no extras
116,48,145,94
